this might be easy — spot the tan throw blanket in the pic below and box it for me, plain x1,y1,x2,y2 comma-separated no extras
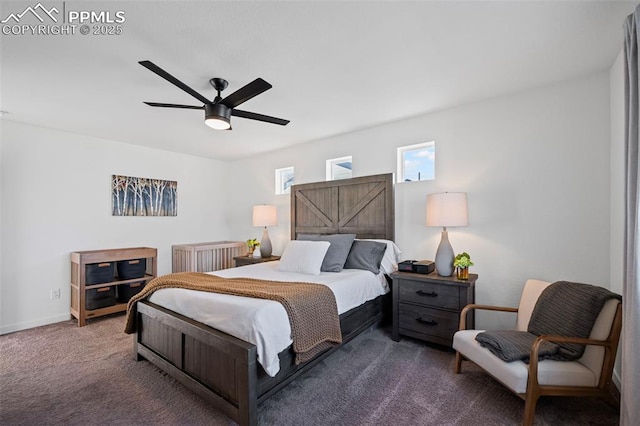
125,272,342,364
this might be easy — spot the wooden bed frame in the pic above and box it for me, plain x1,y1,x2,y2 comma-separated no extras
133,173,395,426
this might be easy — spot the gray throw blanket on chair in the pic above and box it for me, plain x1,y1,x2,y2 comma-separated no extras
475,281,621,363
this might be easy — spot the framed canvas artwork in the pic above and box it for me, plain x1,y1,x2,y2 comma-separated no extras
112,175,177,216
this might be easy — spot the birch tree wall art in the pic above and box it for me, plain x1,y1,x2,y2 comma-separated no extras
112,175,177,216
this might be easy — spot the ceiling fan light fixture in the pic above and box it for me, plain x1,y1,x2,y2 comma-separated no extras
204,103,231,130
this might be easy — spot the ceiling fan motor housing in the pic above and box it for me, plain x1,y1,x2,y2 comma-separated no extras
204,103,231,129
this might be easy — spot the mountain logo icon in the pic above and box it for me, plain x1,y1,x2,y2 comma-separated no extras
1,3,59,24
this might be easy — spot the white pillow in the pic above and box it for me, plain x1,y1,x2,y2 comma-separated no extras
358,239,402,274
276,240,331,275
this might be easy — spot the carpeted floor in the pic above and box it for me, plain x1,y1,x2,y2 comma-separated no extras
0,314,619,425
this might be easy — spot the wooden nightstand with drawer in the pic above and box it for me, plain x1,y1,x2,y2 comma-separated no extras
390,270,477,347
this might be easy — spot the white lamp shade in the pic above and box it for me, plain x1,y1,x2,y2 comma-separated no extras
252,205,277,227
426,192,468,227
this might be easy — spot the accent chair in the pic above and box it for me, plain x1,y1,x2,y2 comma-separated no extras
452,279,622,426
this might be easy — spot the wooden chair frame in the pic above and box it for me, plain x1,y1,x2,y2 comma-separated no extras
454,302,622,426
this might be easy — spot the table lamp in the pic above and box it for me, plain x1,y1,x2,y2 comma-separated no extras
426,192,468,276
252,205,277,258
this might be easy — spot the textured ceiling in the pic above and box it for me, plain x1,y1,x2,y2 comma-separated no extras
0,1,636,160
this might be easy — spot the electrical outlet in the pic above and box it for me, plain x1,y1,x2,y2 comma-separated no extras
50,288,61,300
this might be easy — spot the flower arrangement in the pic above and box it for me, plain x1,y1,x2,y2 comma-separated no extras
453,252,474,280
246,238,260,256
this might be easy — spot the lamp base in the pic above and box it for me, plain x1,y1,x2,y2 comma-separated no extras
260,227,272,258
434,230,454,276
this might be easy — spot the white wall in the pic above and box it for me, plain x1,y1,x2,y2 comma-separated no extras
0,70,615,333
227,72,613,329
609,49,626,391
610,50,625,297
0,121,230,333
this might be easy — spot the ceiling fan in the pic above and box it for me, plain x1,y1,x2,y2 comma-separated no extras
139,60,289,130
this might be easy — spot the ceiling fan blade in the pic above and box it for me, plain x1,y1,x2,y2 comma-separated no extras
220,78,272,109
144,102,204,109
232,109,290,126
139,60,211,105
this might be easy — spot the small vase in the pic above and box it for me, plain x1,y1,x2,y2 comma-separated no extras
247,247,254,257
456,267,469,280
253,247,261,258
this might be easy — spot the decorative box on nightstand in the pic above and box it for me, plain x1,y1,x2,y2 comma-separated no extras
233,255,281,268
390,270,477,347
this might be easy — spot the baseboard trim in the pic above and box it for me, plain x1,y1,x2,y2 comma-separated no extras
1,313,71,335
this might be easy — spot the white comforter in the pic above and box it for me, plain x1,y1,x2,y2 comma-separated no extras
147,261,389,376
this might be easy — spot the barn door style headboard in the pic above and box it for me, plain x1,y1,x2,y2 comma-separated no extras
291,173,394,241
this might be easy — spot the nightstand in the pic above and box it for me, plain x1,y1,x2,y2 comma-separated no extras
233,255,281,267
390,270,477,347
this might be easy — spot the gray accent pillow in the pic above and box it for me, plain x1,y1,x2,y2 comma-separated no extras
343,240,387,274
297,233,356,272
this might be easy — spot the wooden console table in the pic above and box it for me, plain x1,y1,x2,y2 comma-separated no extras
70,247,157,326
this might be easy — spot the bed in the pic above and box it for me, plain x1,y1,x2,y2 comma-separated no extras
132,173,395,426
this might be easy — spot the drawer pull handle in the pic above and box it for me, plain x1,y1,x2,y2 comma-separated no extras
416,317,438,326
416,290,438,297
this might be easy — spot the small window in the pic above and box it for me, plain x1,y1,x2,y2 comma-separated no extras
397,142,435,183
326,156,352,181
275,166,295,195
